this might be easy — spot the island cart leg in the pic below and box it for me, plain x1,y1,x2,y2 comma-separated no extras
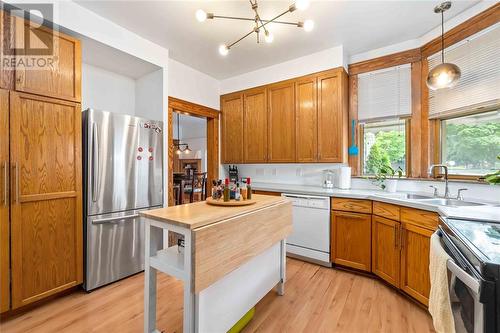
144,219,159,333
182,230,196,333
277,239,286,296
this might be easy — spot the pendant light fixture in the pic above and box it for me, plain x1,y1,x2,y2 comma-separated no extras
426,1,461,90
174,113,191,155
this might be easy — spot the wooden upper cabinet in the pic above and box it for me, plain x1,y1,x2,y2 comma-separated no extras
295,76,318,162
400,222,433,306
13,16,81,102
0,89,10,313
243,88,267,163
267,81,296,162
9,92,83,309
219,67,348,164
331,211,371,272
317,70,348,163
221,93,244,163
372,216,401,288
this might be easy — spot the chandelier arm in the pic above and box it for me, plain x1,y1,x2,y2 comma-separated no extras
259,8,293,30
212,15,298,26
226,7,298,49
227,29,257,49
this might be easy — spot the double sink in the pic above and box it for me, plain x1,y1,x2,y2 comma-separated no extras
398,193,484,207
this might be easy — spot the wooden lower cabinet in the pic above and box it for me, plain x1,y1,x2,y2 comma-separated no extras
400,222,433,306
372,216,400,287
9,92,83,309
331,211,371,272
0,89,10,313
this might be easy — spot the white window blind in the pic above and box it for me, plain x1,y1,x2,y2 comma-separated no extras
428,23,500,119
358,64,412,123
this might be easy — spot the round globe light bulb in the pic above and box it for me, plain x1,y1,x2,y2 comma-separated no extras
264,31,274,43
426,62,461,90
295,0,309,11
219,44,229,56
303,19,314,32
195,9,207,22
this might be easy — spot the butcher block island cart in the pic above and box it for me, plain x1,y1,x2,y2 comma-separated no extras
140,194,293,333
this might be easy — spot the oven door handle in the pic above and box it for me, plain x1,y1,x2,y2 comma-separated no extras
447,259,480,294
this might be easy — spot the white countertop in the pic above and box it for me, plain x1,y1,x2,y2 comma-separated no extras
252,182,500,223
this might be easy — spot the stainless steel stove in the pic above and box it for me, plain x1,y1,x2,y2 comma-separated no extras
439,217,499,333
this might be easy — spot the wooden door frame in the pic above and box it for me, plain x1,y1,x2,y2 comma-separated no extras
168,97,219,206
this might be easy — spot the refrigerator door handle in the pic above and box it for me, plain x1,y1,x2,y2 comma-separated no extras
91,213,140,225
91,122,99,202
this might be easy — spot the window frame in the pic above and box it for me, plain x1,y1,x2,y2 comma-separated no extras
359,118,411,177
431,107,500,181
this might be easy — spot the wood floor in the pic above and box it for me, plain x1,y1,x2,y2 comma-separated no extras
0,258,435,333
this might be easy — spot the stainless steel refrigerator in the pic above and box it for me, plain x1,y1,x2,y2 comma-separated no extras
82,109,163,291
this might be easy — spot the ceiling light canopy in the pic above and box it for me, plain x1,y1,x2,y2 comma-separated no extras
196,0,314,56
426,1,461,90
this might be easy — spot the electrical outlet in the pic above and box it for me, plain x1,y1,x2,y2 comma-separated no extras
296,168,302,177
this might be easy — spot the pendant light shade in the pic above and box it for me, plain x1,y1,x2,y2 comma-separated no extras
426,1,461,90
426,62,461,90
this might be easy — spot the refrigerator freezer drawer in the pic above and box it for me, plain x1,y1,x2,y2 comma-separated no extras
84,208,163,291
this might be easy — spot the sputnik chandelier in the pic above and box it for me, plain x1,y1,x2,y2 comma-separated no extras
195,0,314,56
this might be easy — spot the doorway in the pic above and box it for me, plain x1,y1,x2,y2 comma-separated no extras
167,97,219,206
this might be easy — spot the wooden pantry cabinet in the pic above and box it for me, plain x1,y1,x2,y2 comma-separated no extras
12,16,82,102
0,89,10,313
9,92,83,309
1,11,83,312
220,67,348,164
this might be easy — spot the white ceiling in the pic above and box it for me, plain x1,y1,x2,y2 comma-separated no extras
76,0,482,79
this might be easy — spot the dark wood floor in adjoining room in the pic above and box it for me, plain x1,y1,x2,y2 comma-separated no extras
0,258,435,333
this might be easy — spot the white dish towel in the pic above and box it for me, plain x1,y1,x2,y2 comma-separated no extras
429,231,456,333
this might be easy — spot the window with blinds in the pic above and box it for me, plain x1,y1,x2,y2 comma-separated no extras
428,23,500,119
358,64,412,123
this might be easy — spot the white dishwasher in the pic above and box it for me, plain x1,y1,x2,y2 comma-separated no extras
282,193,331,266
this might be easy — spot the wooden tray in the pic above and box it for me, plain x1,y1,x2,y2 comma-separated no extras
206,197,256,206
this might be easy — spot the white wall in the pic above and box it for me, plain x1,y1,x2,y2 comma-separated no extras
82,63,136,115
220,45,345,94
136,69,163,121
227,164,500,204
168,59,220,110
349,1,496,63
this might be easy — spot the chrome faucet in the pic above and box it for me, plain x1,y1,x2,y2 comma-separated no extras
428,164,451,198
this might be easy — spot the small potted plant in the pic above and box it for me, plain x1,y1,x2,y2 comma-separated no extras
484,155,500,185
373,165,404,192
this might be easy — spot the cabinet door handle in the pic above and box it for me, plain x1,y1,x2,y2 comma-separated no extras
400,227,405,250
2,161,7,207
13,163,19,204
394,224,399,249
